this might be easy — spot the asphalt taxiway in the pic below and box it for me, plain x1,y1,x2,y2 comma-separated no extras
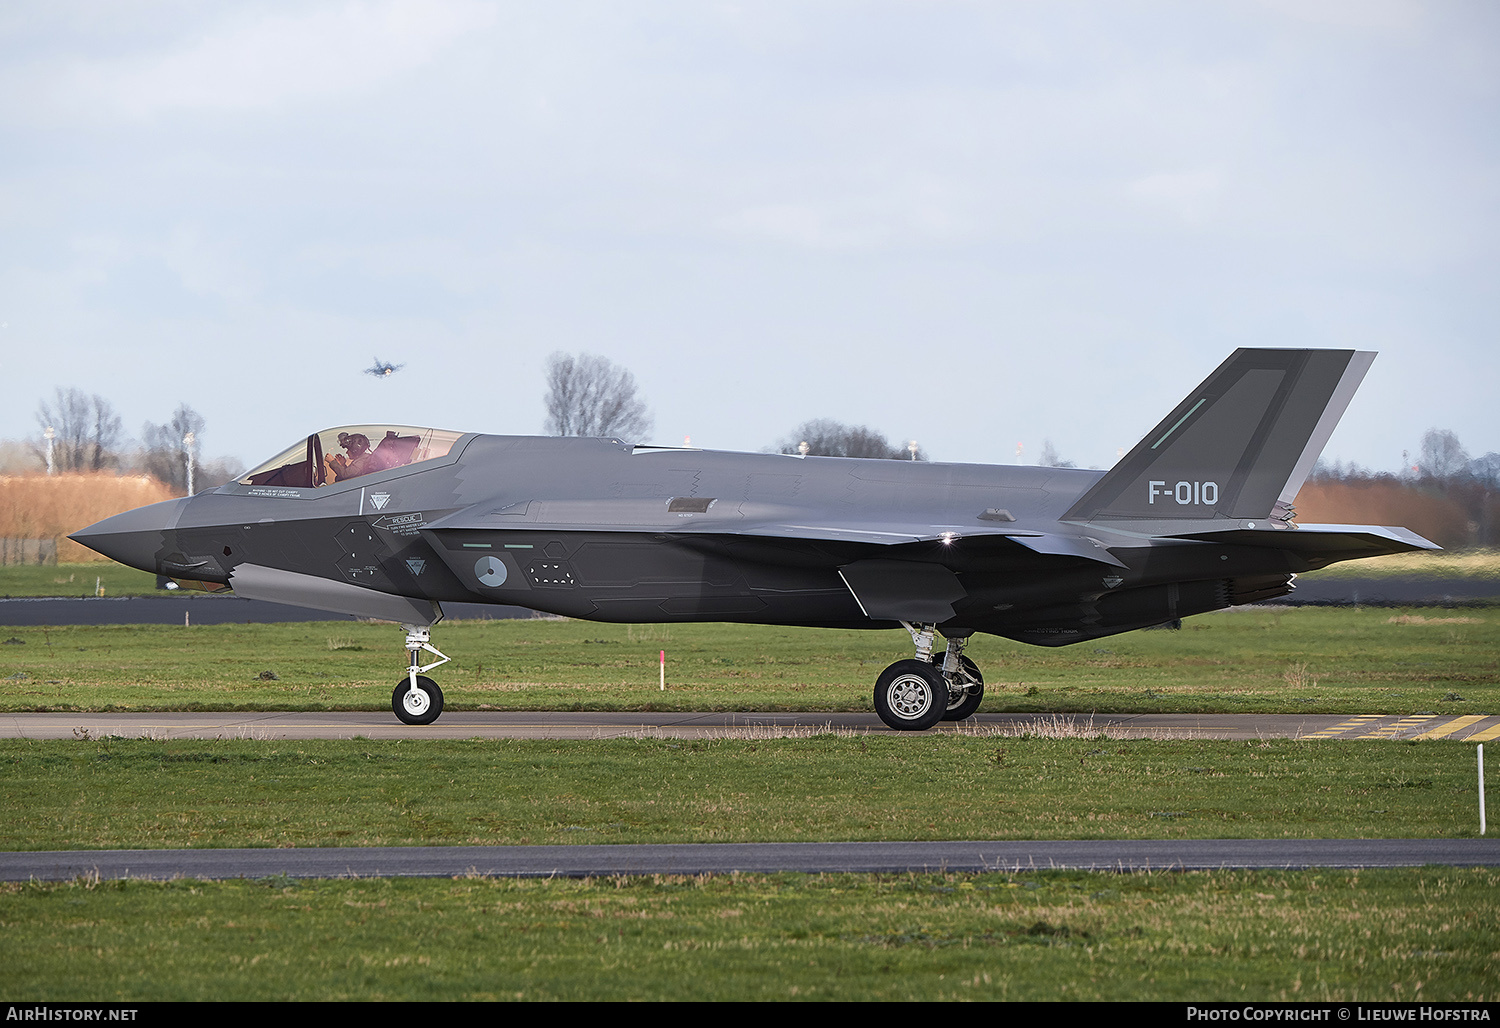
3,709,1498,741
4,838,1497,882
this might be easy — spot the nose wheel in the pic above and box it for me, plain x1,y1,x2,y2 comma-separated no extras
392,624,449,725
393,675,444,725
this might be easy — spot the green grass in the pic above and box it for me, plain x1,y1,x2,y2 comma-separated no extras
3,869,1494,1000
0,734,1487,851
2,607,1496,715
0,562,163,597
2,607,1496,1002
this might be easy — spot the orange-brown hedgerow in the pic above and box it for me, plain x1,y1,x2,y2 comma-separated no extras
0,473,175,562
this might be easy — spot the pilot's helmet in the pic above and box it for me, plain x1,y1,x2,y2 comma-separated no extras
338,432,370,452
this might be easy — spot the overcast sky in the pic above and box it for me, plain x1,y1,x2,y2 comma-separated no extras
1,0,1496,474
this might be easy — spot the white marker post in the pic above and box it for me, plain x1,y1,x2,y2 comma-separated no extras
1480,744,1487,836
659,649,666,691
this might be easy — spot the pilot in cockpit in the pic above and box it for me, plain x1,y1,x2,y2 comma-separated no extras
326,431,379,483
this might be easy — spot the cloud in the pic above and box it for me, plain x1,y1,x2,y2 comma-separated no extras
1255,0,1424,33
33,0,496,120
1127,169,1225,228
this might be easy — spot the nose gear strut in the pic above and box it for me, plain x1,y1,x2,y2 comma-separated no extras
391,624,450,725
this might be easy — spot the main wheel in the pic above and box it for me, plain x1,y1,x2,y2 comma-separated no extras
934,652,985,721
393,675,444,725
873,659,947,731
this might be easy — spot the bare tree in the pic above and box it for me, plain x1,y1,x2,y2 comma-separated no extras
543,352,654,442
1038,440,1076,468
32,387,122,472
141,404,207,493
1471,452,1500,489
1419,428,1470,480
774,419,925,460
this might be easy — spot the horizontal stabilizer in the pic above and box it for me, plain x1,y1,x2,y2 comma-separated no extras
1163,523,1439,561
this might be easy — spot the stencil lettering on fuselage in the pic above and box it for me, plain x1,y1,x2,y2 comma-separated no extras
372,511,426,537
335,521,392,587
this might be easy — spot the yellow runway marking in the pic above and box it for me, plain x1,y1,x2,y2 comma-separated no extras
1411,716,1489,740
1365,715,1439,738
1300,715,1500,741
1300,715,1383,739
1468,721,1500,742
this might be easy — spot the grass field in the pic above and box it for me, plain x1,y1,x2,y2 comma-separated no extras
1,732,1495,1001
0,561,162,597
2,606,1495,1002
0,734,1486,850
4,868,1494,1001
1296,547,1500,580
1,607,1495,715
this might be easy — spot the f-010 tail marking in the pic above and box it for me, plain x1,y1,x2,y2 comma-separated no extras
1149,480,1220,506
1064,349,1375,523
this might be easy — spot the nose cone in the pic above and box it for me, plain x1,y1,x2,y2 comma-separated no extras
69,497,189,573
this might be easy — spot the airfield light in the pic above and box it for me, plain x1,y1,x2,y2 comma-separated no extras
183,431,196,496
908,440,918,460
798,440,809,456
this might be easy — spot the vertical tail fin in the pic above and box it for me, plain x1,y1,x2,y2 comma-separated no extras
1063,349,1374,522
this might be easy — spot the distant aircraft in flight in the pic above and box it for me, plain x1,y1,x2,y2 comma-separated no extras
364,358,404,379
75,349,1434,730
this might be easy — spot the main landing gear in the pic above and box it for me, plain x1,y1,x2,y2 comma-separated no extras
392,624,450,725
872,623,985,732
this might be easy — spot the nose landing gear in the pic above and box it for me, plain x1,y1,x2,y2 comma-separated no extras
872,623,985,731
392,624,450,725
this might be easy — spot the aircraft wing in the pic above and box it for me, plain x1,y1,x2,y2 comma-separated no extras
422,502,1131,566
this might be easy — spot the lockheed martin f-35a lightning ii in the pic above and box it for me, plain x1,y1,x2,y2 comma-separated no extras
74,349,1435,730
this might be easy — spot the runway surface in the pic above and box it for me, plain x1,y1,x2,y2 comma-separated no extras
4,838,1496,882
5,710,1494,880
7,594,1493,884
5,709,1500,741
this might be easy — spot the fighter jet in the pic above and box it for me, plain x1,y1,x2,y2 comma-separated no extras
73,349,1436,730
364,358,404,379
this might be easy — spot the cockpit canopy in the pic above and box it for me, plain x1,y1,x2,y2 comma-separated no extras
239,425,465,488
